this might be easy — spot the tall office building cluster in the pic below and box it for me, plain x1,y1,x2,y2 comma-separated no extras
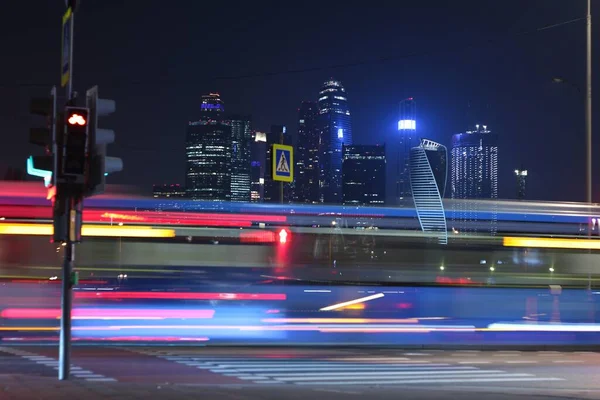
182,83,502,216
291,79,386,206
185,93,252,201
396,99,500,239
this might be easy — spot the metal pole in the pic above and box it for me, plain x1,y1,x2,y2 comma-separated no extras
586,0,592,205
280,131,284,204
586,0,593,291
58,231,74,380
59,4,76,381
66,12,74,101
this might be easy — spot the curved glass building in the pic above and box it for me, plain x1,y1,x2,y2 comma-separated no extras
409,139,448,244
317,79,352,204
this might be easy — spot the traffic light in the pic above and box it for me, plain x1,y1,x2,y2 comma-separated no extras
28,87,57,186
61,106,89,183
85,86,122,197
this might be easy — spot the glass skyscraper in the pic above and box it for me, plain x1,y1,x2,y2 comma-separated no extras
515,167,527,200
317,79,352,204
294,101,319,203
185,93,232,201
226,115,252,202
397,98,418,203
450,124,499,235
409,139,448,244
342,144,386,206
451,125,498,199
250,131,267,202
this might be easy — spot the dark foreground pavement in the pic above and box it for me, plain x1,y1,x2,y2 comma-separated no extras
3,376,600,400
2,346,600,399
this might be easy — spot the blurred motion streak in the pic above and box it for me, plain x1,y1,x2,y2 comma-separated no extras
261,318,420,323
1,308,215,319
320,293,385,311
0,205,287,227
0,223,175,238
487,323,600,332
504,236,600,250
240,230,276,243
73,291,287,300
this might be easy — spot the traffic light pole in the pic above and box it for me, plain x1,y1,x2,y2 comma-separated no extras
59,202,75,381
280,131,284,204
58,3,76,381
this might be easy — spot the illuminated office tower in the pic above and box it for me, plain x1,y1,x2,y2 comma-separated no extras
515,167,527,200
409,139,448,244
250,131,267,202
294,101,319,203
397,98,418,202
342,144,386,205
226,115,252,202
185,93,232,201
317,79,352,204
450,124,499,235
451,124,498,199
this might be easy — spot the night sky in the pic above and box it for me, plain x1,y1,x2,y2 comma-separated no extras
0,0,594,202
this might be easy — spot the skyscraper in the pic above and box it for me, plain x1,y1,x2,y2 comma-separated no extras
450,124,499,235
397,98,418,203
409,139,448,244
515,167,527,200
451,124,498,199
226,115,252,202
342,144,386,206
317,79,352,204
185,93,232,201
294,101,319,203
250,131,267,202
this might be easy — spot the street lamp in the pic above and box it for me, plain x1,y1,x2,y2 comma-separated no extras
552,0,592,205
551,0,592,292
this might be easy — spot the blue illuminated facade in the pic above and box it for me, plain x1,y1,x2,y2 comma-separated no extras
317,79,352,204
409,139,448,244
397,98,418,202
450,124,499,236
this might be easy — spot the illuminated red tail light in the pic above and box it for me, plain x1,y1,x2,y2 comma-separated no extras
279,229,289,244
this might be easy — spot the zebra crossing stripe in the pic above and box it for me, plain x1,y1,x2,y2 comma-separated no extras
139,352,566,386
0,346,117,383
294,377,564,385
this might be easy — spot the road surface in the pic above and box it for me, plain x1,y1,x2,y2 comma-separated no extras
1,346,599,399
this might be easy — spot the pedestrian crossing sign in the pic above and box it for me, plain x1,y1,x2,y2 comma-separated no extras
272,144,294,182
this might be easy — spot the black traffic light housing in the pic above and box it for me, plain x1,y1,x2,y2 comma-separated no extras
85,86,122,197
28,86,57,186
61,106,89,182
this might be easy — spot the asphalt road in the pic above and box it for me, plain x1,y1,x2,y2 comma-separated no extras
1,346,600,399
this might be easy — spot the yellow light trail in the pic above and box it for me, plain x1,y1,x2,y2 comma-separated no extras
320,293,385,311
504,236,600,250
0,223,175,238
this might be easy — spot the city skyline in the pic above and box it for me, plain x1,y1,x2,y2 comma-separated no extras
1,0,592,203
181,85,497,205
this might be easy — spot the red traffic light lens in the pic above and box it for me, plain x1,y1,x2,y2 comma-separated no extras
68,113,87,126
